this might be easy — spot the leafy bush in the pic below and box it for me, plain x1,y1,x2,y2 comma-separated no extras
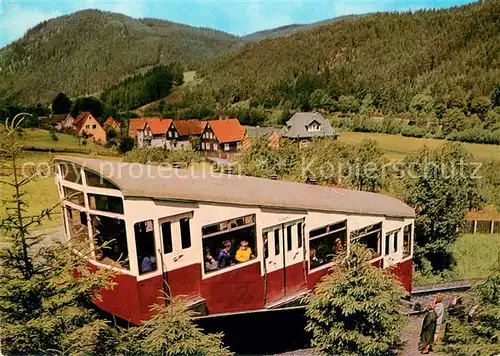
124,147,202,166
305,244,405,356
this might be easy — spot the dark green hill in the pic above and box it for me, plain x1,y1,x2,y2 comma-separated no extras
242,15,359,42
0,9,243,104
200,1,500,112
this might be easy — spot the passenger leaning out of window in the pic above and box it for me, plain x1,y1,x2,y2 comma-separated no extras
218,240,233,268
235,240,254,263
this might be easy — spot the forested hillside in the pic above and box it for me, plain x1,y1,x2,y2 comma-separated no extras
0,9,242,104
200,1,500,112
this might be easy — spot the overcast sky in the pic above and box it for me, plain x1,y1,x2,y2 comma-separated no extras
0,0,474,48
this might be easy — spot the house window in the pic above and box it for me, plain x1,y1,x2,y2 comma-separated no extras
161,221,173,254
201,142,205,150
63,186,85,206
351,222,382,259
168,131,172,138
180,218,191,249
174,132,178,138
237,142,241,149
86,124,90,129
309,220,347,270
91,215,129,270
213,143,218,150
403,224,412,258
92,124,97,129
134,220,157,275
224,143,230,151
88,193,124,214
202,214,256,273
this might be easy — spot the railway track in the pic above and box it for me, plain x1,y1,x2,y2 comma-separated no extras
402,280,473,315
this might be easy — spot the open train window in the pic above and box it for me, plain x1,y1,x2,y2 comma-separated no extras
91,214,129,270
403,224,412,258
385,229,399,255
161,221,173,254
135,220,157,275
88,193,124,214
64,186,85,207
65,206,89,247
351,222,382,259
202,214,257,274
309,220,347,270
180,218,191,249
59,163,82,184
85,170,119,189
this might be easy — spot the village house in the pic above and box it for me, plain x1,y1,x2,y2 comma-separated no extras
74,112,107,144
138,119,173,148
104,117,121,132
201,118,245,156
281,112,338,144
167,119,206,150
40,113,75,131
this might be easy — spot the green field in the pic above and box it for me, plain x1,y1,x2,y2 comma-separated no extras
19,129,116,155
413,233,500,285
338,131,500,161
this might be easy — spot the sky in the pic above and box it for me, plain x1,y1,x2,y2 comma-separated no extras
0,0,475,48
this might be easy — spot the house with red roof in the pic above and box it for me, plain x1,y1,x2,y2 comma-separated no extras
137,118,173,148
201,118,246,156
104,117,121,131
74,112,107,144
167,119,207,150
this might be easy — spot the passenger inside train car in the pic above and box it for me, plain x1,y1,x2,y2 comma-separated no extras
202,214,258,273
309,220,347,270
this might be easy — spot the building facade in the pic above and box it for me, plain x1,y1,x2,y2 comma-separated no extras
74,112,107,144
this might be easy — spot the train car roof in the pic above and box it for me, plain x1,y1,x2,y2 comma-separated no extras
55,156,415,219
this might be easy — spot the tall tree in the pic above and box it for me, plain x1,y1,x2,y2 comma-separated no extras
51,92,72,114
491,84,500,108
305,244,405,356
403,143,483,271
71,96,103,119
0,114,117,354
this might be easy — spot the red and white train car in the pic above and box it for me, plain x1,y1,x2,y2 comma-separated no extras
55,156,415,325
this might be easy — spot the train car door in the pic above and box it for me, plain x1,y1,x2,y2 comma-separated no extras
158,212,198,296
263,226,285,303
283,219,307,295
263,218,306,304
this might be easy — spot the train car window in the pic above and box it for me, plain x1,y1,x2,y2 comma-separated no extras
286,225,292,251
274,229,280,255
63,186,85,207
309,220,347,270
403,224,412,258
201,214,257,274
297,222,303,248
91,214,129,270
59,163,82,184
65,206,89,247
88,193,124,214
385,234,390,255
85,170,119,189
180,218,192,249
161,222,173,254
351,222,382,259
135,220,157,275
263,231,269,259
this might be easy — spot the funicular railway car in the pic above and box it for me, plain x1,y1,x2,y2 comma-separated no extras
55,156,415,325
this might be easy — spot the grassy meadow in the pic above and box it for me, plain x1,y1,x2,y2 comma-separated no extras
338,131,500,161
413,233,500,285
